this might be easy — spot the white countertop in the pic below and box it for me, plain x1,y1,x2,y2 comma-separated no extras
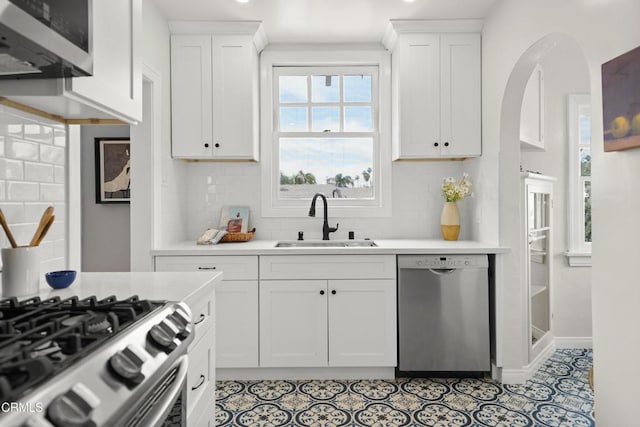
4,271,223,303
151,239,508,256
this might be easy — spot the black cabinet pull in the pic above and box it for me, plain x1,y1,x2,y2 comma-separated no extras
434,142,439,147
194,313,206,325
331,290,337,295
204,143,209,148
198,266,216,270
320,290,325,295
214,143,220,148
444,142,450,147
191,375,205,391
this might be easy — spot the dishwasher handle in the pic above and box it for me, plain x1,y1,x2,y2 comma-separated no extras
427,268,456,275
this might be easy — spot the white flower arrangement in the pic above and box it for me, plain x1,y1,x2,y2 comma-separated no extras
441,173,473,202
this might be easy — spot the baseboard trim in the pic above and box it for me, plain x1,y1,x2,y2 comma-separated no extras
555,336,593,348
217,367,396,381
499,341,556,384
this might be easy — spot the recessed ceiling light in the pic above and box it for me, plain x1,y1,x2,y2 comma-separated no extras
236,0,250,3
404,0,416,2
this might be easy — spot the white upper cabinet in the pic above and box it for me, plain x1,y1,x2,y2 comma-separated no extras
520,64,545,150
383,20,482,159
170,22,266,160
0,0,142,124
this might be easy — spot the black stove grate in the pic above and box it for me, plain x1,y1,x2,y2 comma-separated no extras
0,295,164,402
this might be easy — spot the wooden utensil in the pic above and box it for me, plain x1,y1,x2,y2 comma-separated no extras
29,206,54,246
0,208,18,248
33,215,54,247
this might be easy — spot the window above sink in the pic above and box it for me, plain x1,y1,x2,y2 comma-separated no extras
260,49,392,218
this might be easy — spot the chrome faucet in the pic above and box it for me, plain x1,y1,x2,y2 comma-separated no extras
309,193,338,240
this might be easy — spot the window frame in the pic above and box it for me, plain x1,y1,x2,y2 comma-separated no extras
566,94,592,266
260,49,392,218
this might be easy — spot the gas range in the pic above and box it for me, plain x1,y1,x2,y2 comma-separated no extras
0,295,194,427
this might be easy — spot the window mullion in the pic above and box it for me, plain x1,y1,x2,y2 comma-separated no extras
306,74,312,132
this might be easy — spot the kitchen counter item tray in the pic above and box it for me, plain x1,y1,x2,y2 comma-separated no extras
220,228,256,243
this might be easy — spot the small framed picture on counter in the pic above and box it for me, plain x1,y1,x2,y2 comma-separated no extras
219,206,250,233
95,138,131,203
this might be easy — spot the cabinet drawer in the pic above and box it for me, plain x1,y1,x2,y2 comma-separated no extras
187,327,213,416
189,292,213,340
260,255,396,280
155,255,258,280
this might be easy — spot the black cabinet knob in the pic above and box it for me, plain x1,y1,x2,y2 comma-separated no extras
444,142,450,147
204,143,209,148
331,290,336,295
214,143,220,148
320,290,325,295
434,142,439,147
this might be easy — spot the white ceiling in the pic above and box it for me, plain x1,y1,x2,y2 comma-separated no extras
152,0,498,43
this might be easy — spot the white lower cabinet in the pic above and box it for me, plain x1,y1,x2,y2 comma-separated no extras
260,280,329,367
216,281,259,367
259,255,397,368
154,256,259,368
328,280,397,367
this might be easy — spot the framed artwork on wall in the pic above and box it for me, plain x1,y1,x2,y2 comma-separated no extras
95,138,131,203
602,45,640,152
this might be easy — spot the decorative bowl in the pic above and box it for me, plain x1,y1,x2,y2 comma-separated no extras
45,270,77,289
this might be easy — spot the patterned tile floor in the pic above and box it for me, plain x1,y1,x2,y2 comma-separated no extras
215,349,594,426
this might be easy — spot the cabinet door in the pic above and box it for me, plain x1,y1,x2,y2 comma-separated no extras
396,34,441,158
328,280,397,367
211,35,259,160
440,33,481,157
216,281,259,368
260,280,328,367
171,35,213,158
67,0,142,123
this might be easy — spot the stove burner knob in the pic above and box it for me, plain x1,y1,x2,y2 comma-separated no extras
109,344,147,384
168,306,193,339
148,319,180,350
47,383,100,427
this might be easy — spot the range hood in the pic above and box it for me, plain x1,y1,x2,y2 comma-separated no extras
0,0,92,79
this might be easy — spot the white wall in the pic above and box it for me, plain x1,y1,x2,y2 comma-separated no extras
520,43,592,341
482,0,640,424
184,161,471,241
80,125,130,271
0,105,66,275
141,0,188,247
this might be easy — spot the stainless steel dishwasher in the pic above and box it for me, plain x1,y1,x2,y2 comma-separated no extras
397,254,490,375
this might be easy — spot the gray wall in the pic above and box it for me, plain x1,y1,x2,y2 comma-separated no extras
81,125,130,271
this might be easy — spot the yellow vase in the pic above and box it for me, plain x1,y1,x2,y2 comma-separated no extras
440,201,460,241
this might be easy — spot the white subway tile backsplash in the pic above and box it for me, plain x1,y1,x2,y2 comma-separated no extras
4,159,24,180
25,162,54,182
7,181,38,201
184,159,467,241
0,106,66,271
54,165,65,183
24,124,53,144
53,129,66,146
40,183,64,201
39,145,65,165
0,203,25,223
9,139,39,160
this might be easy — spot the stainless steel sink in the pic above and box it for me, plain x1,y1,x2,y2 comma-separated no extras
275,240,377,248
